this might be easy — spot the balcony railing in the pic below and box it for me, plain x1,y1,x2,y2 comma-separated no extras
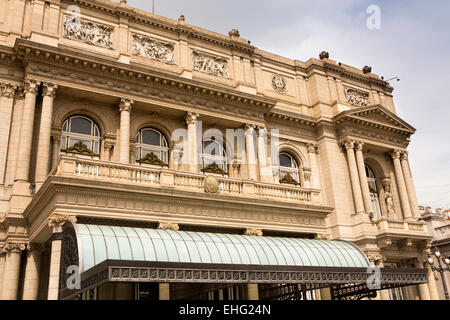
52,156,318,204
375,217,426,234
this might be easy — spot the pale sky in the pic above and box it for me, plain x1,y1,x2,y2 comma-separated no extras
127,0,450,209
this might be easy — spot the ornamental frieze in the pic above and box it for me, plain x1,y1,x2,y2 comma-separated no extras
192,50,229,78
344,87,370,107
64,16,113,49
272,74,287,94
132,34,174,64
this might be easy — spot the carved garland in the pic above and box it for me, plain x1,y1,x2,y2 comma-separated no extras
192,50,229,78
344,87,370,107
132,34,174,64
64,16,113,49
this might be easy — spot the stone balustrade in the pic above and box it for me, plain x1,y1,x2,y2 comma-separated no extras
375,217,425,234
52,156,316,204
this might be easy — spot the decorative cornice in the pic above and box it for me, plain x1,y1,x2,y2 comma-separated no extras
42,82,58,98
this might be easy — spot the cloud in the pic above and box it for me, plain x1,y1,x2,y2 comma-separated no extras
128,0,450,208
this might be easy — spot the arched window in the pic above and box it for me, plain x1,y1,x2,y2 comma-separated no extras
61,116,101,157
201,139,227,174
278,152,300,185
365,164,382,217
136,128,169,166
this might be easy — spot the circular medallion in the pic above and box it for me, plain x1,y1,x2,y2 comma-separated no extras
204,175,219,194
272,74,287,94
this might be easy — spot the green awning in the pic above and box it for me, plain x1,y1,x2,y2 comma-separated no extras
74,223,370,272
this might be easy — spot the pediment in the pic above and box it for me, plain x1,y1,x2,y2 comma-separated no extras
334,104,416,134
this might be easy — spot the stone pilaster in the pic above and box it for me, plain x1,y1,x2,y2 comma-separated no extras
47,214,77,300
415,259,431,300
0,82,18,185
244,124,257,181
185,112,199,173
256,126,271,182
0,249,5,298
118,98,133,164
15,79,40,182
426,261,440,300
400,152,419,218
342,139,365,214
376,258,390,300
1,242,26,300
22,243,44,300
354,141,372,215
35,82,58,185
307,143,320,189
390,150,412,219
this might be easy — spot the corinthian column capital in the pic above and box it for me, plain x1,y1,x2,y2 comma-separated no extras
24,79,40,95
0,82,18,98
42,82,58,98
307,143,318,154
342,139,355,150
244,123,255,134
400,151,408,161
257,126,266,137
354,141,364,151
2,242,26,254
48,214,77,232
185,111,199,125
389,149,402,160
119,97,134,112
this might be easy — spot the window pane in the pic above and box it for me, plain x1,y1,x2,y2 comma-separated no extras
142,130,161,146
70,117,92,135
279,153,292,167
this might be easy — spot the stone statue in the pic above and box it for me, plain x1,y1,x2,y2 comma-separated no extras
384,183,395,216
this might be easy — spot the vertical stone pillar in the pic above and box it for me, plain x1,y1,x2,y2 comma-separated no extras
185,112,200,173
319,287,332,300
307,144,320,189
22,244,44,300
247,284,259,300
35,82,58,185
118,98,133,164
159,283,170,300
0,249,5,298
256,126,271,182
1,242,26,300
245,124,257,181
377,259,390,300
400,152,419,218
15,79,40,182
390,150,412,219
354,141,372,214
0,83,17,184
426,263,440,300
51,135,60,170
342,139,365,214
415,260,430,300
47,214,77,300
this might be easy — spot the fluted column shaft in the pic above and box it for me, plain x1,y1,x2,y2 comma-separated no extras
400,152,419,218
35,82,57,184
390,150,412,219
1,243,25,300
343,140,365,214
0,83,17,184
118,98,133,164
186,112,199,173
22,244,43,300
245,124,257,180
355,142,372,214
15,79,40,182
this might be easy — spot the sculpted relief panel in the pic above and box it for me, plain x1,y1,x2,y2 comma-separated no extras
132,34,175,64
344,87,370,107
192,50,229,78
64,16,113,49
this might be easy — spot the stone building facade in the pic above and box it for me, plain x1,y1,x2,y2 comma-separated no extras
0,0,440,300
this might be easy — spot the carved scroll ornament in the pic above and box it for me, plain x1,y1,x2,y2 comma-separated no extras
64,16,113,49
132,34,175,64
192,50,229,78
344,87,369,107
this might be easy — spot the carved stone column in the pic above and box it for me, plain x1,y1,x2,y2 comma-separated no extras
354,141,372,215
390,150,412,219
256,126,271,182
245,124,257,181
15,79,40,182
22,243,44,300
307,144,320,189
0,249,5,298
118,98,133,164
35,82,58,185
342,139,365,214
415,259,431,300
51,135,61,170
47,214,77,300
185,112,199,173
0,83,17,184
1,242,26,300
426,262,440,300
400,152,419,218
376,258,390,300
